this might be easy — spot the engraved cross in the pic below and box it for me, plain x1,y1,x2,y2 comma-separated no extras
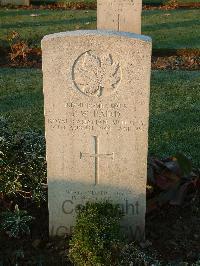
80,136,114,185
117,13,120,31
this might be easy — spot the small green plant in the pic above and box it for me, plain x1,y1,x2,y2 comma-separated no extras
120,243,162,266
0,170,22,197
0,117,47,206
69,201,125,266
0,204,34,238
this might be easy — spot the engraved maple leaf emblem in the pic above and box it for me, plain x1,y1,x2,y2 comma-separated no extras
73,51,121,97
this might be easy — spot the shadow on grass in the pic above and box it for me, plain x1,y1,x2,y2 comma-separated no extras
1,16,97,30
0,9,38,17
1,90,43,112
143,18,200,32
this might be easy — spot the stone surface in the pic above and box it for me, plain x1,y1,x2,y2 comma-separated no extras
0,0,29,5
42,30,152,240
97,0,142,34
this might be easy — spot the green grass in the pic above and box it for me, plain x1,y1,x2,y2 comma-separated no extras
0,68,44,131
0,9,95,49
143,9,200,49
0,8,199,50
149,71,200,166
0,68,199,166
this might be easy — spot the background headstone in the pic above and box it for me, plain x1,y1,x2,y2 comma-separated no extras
0,0,29,5
97,0,142,34
42,30,152,240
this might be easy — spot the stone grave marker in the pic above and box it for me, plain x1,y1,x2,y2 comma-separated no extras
97,0,142,34
0,0,29,6
42,30,152,240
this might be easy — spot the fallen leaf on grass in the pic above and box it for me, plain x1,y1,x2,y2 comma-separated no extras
30,14,40,17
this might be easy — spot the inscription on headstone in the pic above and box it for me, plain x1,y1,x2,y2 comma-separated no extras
42,30,152,240
97,0,142,34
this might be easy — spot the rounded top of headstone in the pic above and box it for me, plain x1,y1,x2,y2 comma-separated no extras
42,30,152,44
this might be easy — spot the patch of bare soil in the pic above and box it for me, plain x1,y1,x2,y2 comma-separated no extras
152,54,200,70
146,156,200,262
0,2,97,10
1,48,199,70
144,2,200,10
1,1,200,11
146,195,200,262
0,47,42,68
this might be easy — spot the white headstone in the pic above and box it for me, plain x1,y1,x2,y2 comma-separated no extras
97,0,142,34
42,30,152,240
